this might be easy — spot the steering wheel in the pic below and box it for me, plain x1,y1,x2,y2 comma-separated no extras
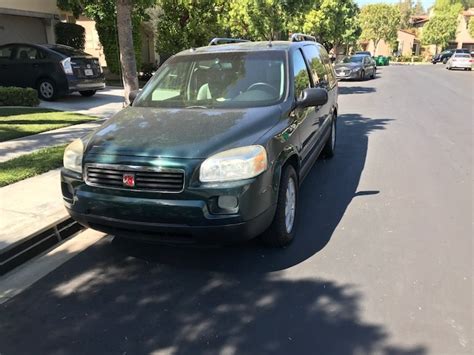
246,82,278,96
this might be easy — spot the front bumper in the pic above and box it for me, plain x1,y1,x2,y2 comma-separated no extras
61,165,277,243
335,70,361,80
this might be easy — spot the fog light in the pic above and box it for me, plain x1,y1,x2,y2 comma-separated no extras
218,195,238,210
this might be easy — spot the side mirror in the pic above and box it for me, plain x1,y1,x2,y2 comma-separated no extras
297,88,328,108
129,90,139,105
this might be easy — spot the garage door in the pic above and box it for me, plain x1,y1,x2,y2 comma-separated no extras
0,14,47,45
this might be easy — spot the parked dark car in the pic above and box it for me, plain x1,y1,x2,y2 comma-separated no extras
0,43,105,100
334,55,376,80
432,50,454,64
61,35,338,247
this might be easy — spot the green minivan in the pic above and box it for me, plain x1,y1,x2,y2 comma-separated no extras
61,35,339,247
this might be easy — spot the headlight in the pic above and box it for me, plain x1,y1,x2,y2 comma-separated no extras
63,138,84,173
200,145,268,182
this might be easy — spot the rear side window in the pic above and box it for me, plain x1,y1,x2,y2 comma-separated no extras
15,46,40,60
0,46,14,59
302,44,336,88
292,49,311,99
455,54,470,58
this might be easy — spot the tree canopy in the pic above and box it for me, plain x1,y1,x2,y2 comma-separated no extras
359,4,401,53
422,0,463,52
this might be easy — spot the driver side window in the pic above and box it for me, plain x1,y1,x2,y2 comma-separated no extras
292,50,311,99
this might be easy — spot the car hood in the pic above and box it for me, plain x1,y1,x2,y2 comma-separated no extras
334,62,363,70
85,106,281,159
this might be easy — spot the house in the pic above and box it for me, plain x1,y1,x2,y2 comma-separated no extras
0,1,157,70
359,8,474,57
451,9,474,52
360,30,421,57
0,0,59,45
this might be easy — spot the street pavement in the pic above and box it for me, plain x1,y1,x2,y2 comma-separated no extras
0,65,472,355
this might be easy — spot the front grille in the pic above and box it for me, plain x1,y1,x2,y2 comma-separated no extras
85,164,185,193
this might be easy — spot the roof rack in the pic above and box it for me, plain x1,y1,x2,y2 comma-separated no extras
209,38,250,46
289,33,316,42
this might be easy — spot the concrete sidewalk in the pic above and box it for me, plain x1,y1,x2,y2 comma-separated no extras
0,120,104,163
0,169,83,274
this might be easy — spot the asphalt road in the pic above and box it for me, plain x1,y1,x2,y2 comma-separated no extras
1,65,472,355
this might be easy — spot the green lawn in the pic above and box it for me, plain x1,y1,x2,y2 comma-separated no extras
0,145,66,187
0,107,97,142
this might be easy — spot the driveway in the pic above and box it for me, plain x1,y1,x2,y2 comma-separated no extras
39,87,125,119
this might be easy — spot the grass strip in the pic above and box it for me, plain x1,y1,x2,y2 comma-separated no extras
0,107,97,142
0,145,66,187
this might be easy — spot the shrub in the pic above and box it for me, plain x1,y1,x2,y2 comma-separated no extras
0,87,40,107
55,22,86,50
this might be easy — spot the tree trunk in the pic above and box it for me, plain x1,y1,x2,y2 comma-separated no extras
116,0,139,105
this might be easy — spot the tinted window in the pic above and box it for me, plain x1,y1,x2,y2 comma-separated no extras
301,45,327,86
317,45,337,88
15,46,40,60
292,49,311,99
46,45,90,57
135,51,287,108
0,46,14,59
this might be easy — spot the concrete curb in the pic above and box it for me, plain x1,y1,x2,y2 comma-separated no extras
0,216,84,276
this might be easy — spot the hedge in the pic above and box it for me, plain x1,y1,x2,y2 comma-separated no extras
0,87,40,107
55,22,86,50
95,18,142,75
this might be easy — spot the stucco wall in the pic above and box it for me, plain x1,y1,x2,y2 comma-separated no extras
362,30,416,56
0,0,59,15
455,13,474,48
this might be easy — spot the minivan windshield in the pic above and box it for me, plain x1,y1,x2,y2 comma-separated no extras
134,51,287,109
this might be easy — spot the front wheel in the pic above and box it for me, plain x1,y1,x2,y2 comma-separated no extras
260,165,298,247
79,90,96,97
322,116,337,158
360,70,365,80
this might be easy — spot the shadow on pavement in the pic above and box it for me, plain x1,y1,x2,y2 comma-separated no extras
0,114,425,355
338,86,376,95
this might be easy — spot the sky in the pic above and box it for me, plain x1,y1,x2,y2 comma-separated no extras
356,0,435,10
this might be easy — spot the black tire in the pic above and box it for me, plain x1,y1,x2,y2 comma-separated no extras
360,70,365,80
442,58,448,64
260,165,298,247
370,70,375,79
322,116,337,159
37,78,57,101
79,90,97,97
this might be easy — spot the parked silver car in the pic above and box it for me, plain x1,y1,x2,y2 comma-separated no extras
334,55,376,80
446,53,473,71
